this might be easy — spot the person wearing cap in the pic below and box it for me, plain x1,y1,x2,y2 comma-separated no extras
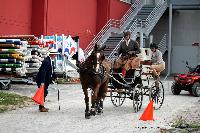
114,30,141,77
149,43,165,79
35,48,59,112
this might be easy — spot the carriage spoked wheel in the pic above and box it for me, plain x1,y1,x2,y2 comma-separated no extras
132,84,143,113
149,80,164,110
110,89,126,107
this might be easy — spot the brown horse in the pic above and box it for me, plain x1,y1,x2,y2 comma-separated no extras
74,44,111,119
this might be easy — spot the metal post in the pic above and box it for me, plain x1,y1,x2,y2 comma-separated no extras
140,32,143,48
77,37,80,62
54,34,58,68
62,34,65,72
165,1,172,80
140,20,143,48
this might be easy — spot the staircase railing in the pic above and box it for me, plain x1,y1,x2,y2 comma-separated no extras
144,0,168,36
84,19,113,56
107,39,123,62
158,34,167,54
118,0,144,32
84,0,144,57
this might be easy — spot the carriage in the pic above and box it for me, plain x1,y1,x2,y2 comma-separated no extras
107,52,165,112
72,44,165,119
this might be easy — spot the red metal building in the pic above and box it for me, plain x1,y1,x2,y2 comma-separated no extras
0,0,130,49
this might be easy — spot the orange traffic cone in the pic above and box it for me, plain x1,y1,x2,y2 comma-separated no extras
32,85,44,105
139,100,154,121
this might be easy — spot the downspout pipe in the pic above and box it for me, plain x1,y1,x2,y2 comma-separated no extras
164,1,172,80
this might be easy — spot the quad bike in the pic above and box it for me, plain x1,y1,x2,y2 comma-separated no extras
171,61,200,97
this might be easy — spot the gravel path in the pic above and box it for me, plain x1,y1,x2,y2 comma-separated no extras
0,79,199,133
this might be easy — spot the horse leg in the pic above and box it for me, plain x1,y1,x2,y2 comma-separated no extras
96,87,105,115
82,85,90,119
90,85,100,116
96,96,104,115
97,80,109,115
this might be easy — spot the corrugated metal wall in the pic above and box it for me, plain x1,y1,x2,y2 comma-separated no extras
151,10,200,74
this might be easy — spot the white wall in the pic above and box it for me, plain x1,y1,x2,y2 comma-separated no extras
171,46,199,73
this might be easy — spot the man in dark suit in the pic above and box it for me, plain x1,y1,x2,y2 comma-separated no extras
114,30,141,77
36,49,59,112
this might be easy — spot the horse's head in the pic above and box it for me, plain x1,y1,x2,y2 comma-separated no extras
88,43,106,72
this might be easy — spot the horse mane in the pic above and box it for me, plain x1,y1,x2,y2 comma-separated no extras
81,54,94,68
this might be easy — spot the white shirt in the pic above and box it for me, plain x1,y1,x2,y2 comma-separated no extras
125,39,130,46
151,50,164,65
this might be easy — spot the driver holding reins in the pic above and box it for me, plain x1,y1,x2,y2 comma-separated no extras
113,30,141,77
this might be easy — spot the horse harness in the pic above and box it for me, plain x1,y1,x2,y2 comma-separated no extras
80,61,107,83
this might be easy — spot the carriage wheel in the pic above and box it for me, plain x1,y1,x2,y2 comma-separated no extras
110,89,126,107
149,80,164,110
132,84,143,113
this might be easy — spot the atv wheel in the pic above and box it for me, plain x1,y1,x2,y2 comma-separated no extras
171,82,181,95
192,82,200,97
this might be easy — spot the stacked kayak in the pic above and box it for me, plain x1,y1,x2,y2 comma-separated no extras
0,39,27,76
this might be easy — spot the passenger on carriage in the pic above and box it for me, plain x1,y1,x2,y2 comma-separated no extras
113,30,141,77
149,43,165,80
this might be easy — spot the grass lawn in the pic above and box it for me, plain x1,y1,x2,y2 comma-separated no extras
0,92,32,113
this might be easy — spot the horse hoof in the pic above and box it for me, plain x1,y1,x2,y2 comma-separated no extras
97,109,103,115
97,111,103,115
90,110,96,116
90,111,96,116
85,113,91,119
85,115,91,119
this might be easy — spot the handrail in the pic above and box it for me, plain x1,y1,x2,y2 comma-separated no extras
84,0,144,57
119,0,143,28
108,39,123,62
129,19,138,33
84,19,112,55
144,0,168,35
145,1,163,28
158,34,167,54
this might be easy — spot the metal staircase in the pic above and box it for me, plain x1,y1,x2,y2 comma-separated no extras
107,0,168,61
84,0,168,61
84,0,144,57
143,1,168,36
104,5,155,60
